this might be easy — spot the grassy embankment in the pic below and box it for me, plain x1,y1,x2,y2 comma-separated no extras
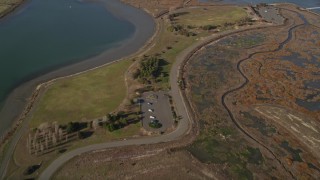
175,6,247,27
28,59,144,142
30,59,131,128
0,0,23,17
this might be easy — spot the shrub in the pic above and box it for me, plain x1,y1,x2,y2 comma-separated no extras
167,25,175,32
149,121,162,129
201,25,217,30
66,122,80,133
138,56,160,82
108,123,115,132
119,118,128,126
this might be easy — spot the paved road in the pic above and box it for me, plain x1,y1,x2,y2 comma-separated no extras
39,26,199,180
38,23,279,179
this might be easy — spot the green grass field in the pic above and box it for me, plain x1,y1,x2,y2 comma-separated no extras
30,60,132,128
146,6,247,89
175,6,247,27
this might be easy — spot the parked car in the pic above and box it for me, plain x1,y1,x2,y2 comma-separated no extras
148,109,154,112
150,116,156,119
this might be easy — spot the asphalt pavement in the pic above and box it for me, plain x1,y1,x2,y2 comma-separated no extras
141,91,174,132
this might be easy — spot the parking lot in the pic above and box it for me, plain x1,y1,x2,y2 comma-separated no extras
256,6,285,24
141,91,174,133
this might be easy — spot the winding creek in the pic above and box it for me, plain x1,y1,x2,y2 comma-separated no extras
220,9,309,178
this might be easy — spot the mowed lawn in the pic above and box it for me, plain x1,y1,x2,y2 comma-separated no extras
30,60,132,128
175,6,248,27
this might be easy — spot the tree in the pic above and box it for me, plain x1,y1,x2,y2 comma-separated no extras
139,56,160,80
107,113,117,123
119,118,128,127
201,25,217,30
149,121,162,129
66,122,80,133
108,123,115,132
117,111,126,119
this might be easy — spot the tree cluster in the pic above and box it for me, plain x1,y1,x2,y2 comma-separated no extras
106,112,128,132
200,24,218,31
237,17,254,26
149,121,162,129
167,24,196,37
66,122,80,133
134,56,161,84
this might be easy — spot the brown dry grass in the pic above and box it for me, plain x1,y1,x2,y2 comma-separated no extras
54,149,216,180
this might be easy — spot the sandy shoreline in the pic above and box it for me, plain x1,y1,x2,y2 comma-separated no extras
0,0,155,137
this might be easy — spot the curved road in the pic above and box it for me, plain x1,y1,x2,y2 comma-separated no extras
38,38,194,179
40,6,320,180
2,3,311,180
39,23,281,179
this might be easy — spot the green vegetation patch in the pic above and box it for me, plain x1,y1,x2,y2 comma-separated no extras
149,121,162,129
242,147,263,165
188,134,257,179
30,60,132,127
134,56,165,84
241,111,276,136
230,163,253,180
174,6,248,27
104,122,141,140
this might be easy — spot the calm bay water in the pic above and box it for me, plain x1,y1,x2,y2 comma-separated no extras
0,0,135,108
